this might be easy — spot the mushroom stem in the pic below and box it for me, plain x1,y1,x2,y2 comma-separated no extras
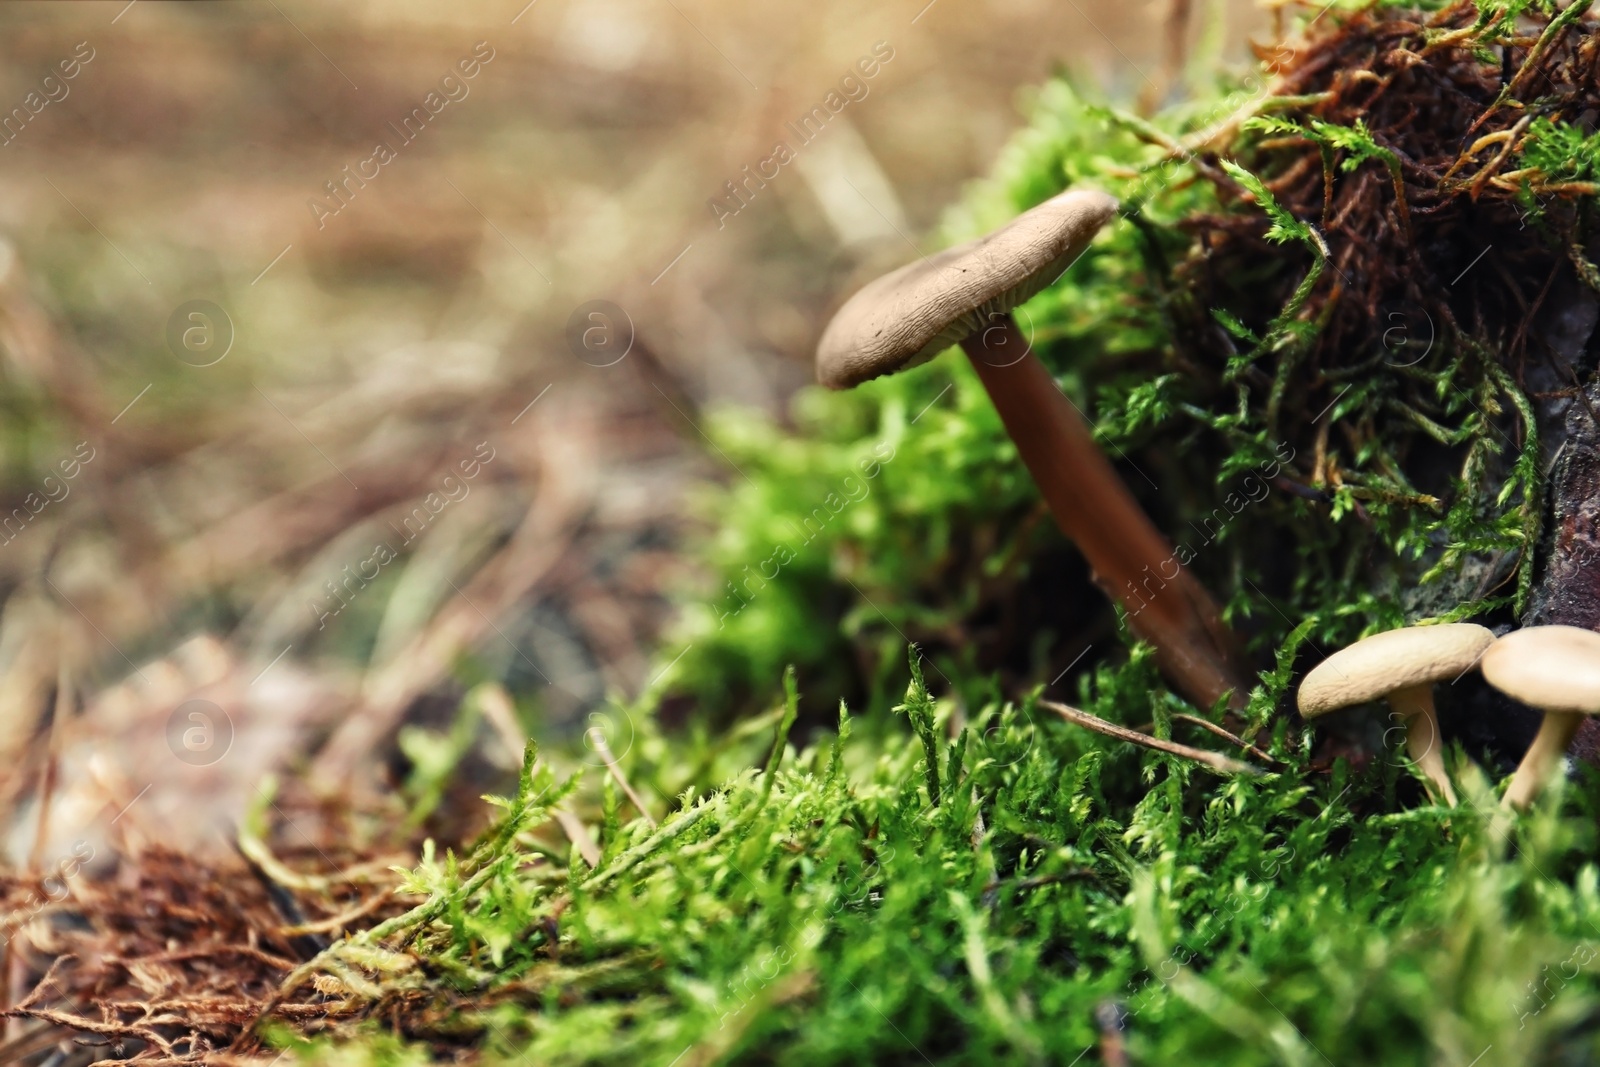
960,313,1251,711
1503,710,1581,810
1385,684,1457,806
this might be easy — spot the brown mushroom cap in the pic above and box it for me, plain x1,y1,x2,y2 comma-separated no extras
1482,625,1600,715
1298,623,1495,718
815,188,1119,389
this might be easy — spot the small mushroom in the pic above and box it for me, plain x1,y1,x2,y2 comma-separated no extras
816,189,1249,712
1483,625,1600,810
1297,623,1495,806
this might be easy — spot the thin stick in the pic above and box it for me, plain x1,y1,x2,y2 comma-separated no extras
1136,713,1283,766
1039,700,1261,775
476,684,529,770
554,809,602,867
589,731,656,828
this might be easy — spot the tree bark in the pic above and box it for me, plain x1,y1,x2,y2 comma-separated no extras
1527,374,1600,761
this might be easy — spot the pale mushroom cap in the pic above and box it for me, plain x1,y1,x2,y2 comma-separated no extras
815,188,1119,389
1482,625,1600,715
1298,623,1496,718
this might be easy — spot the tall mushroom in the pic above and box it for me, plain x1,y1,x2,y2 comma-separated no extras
1297,623,1495,806
816,188,1250,712
1483,626,1600,810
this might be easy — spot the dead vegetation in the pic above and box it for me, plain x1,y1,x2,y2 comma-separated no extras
0,790,409,1065
1173,0,1599,479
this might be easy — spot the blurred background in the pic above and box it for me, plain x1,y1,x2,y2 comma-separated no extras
0,0,1264,856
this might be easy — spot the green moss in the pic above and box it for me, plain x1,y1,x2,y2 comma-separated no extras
287,653,1600,1064
1522,118,1600,186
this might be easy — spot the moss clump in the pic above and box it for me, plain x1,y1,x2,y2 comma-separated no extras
260,649,1600,1065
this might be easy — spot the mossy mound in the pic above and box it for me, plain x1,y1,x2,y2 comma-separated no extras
666,0,1599,734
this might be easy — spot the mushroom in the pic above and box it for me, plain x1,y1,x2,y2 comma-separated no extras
1483,625,1600,810
1297,623,1495,806
816,188,1250,712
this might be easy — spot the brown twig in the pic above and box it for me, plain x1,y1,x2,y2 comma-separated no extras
1039,700,1261,775
590,731,657,828
554,809,603,868
1135,713,1285,766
